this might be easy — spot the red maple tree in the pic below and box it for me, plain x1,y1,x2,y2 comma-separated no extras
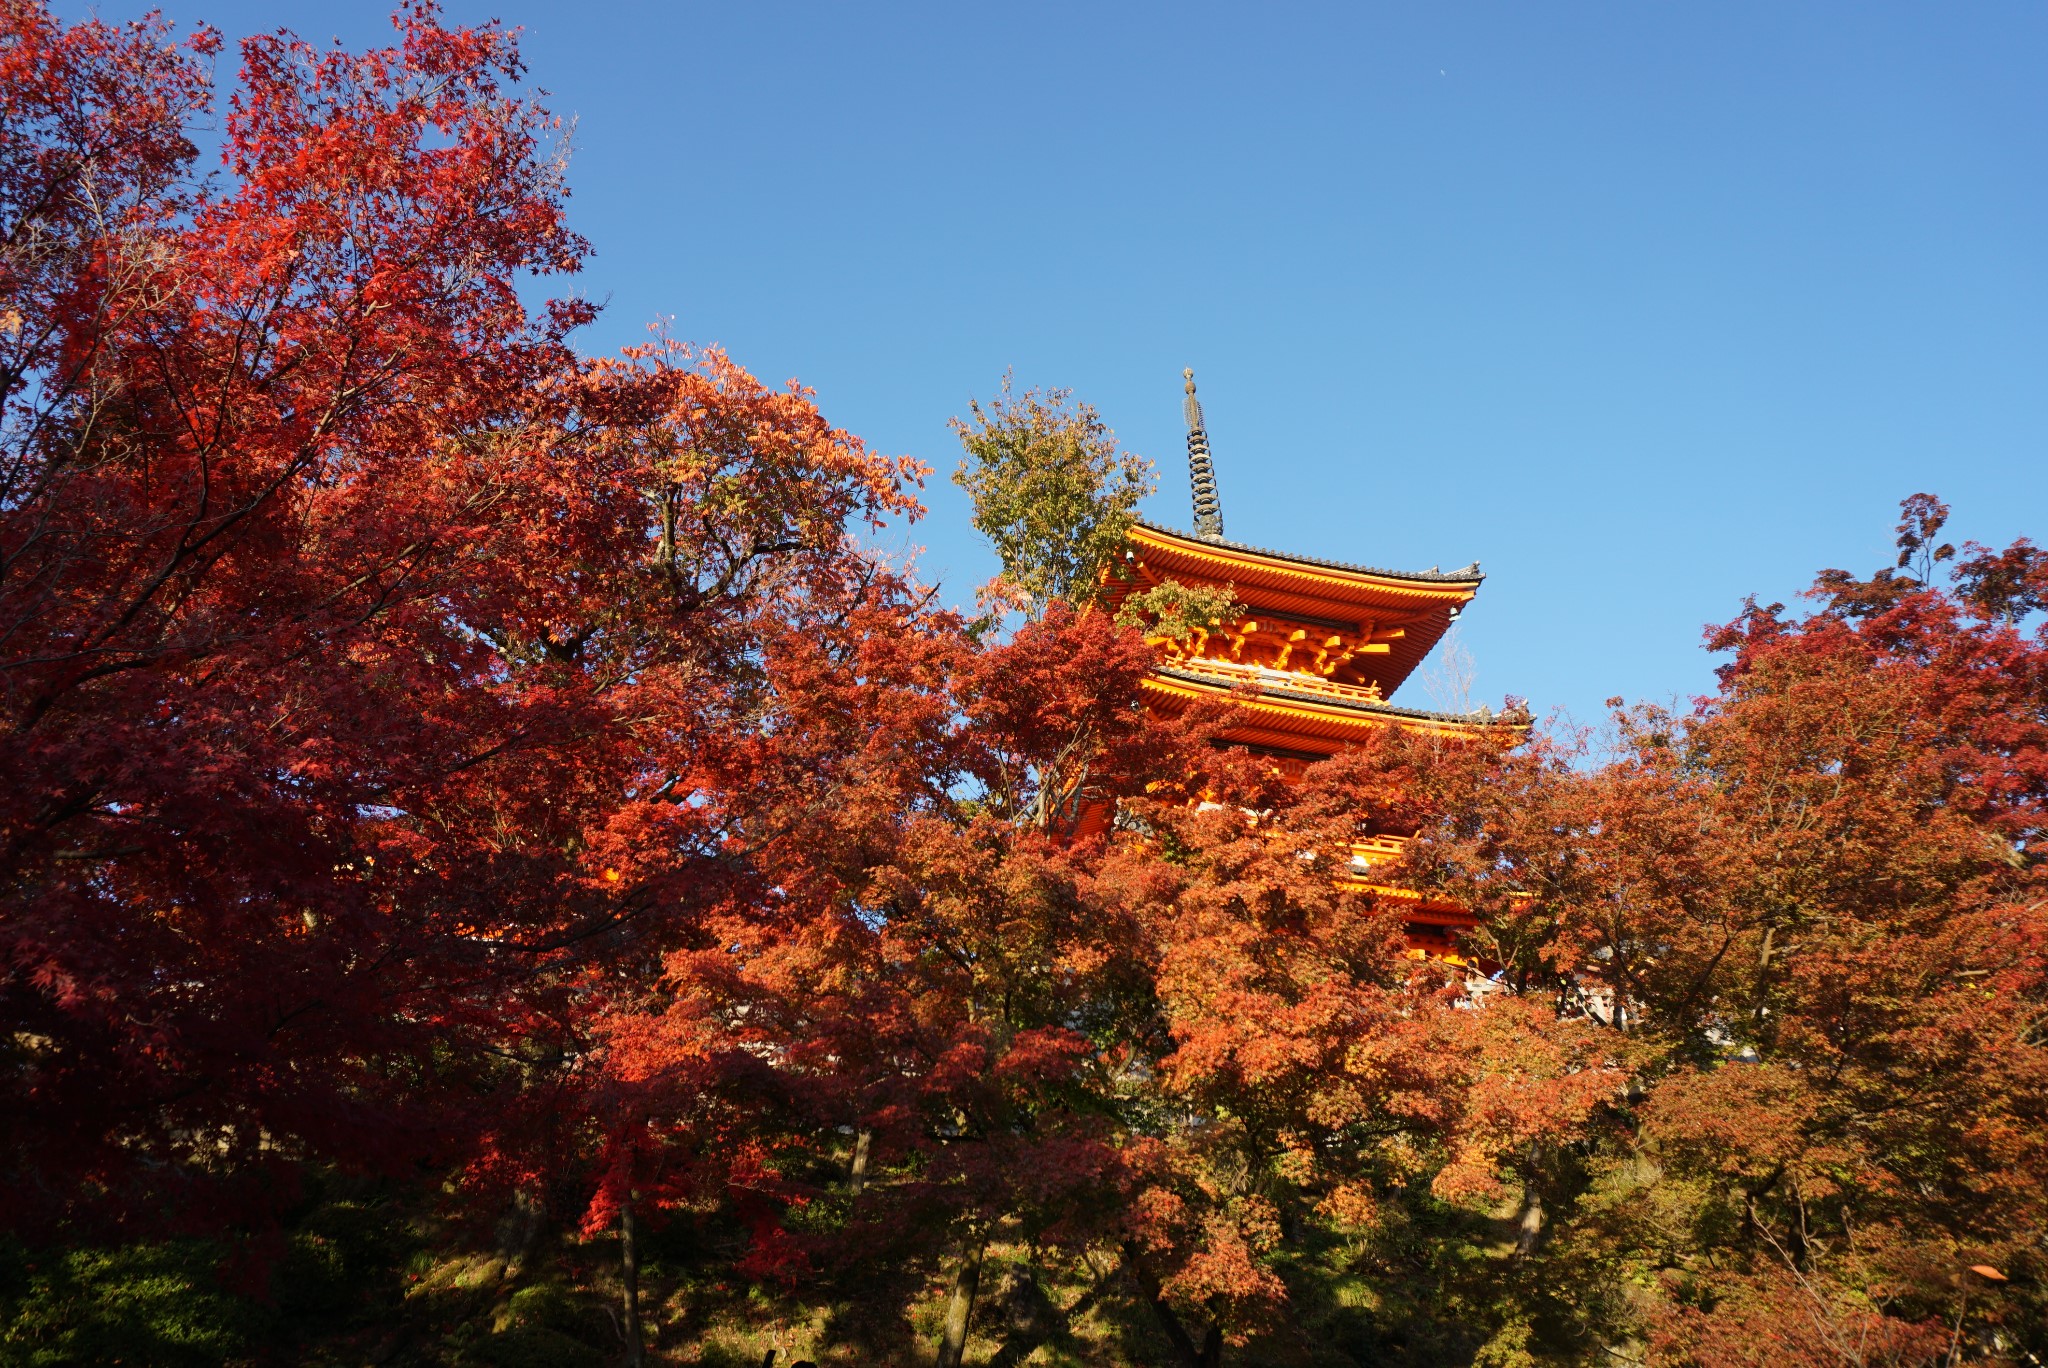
6,7,2042,1365
0,2,921,1242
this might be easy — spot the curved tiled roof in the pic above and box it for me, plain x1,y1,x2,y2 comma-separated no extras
1153,666,1518,727
1135,520,1483,587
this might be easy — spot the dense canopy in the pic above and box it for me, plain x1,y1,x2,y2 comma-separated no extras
1,6,2042,1365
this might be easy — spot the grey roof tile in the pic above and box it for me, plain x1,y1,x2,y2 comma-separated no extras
1136,520,1483,587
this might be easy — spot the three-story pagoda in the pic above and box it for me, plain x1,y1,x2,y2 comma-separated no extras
1102,370,1522,954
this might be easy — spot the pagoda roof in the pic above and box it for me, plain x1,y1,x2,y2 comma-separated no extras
1152,666,1515,729
1119,521,1482,695
1134,520,1482,589
1141,670,1526,759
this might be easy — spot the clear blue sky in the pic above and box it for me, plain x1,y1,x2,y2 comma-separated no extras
71,2,2048,723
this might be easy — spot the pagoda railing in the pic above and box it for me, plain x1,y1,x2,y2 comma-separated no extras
1347,834,1409,870
1162,656,1389,707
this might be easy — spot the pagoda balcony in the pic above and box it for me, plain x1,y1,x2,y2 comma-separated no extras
1343,834,1478,933
1160,655,1392,707
1348,834,1410,870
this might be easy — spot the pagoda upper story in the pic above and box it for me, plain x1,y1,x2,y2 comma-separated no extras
1104,370,1516,765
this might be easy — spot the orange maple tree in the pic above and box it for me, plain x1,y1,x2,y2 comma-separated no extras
1405,495,2048,1363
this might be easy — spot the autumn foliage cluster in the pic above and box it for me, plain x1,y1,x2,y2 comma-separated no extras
1,7,2043,1366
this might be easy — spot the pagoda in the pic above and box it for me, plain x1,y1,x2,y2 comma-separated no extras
1102,370,1521,954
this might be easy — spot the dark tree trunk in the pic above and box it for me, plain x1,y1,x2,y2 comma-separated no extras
494,1187,544,1277
620,1198,645,1367
1197,1317,1222,1368
850,1128,873,1196
935,1234,988,1368
1122,1242,1209,1368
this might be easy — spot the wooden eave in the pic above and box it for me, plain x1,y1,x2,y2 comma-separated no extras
1140,669,1511,748
1118,522,1484,696
1126,521,1482,601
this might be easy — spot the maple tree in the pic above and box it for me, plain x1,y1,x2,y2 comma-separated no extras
0,0,921,1251
569,547,1550,1364
1402,495,2048,1364
574,599,1193,1360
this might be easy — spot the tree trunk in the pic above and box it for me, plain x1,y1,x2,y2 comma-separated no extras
494,1187,544,1278
1122,1241,1206,1368
849,1129,873,1197
620,1197,645,1367
1511,1142,1549,1259
935,1234,987,1368
1514,1188,1545,1257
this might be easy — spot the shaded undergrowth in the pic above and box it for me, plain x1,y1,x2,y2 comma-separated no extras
0,1178,1547,1367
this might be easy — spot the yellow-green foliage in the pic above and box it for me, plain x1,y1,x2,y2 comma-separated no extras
0,1239,267,1367
951,376,1154,618
1114,577,1242,643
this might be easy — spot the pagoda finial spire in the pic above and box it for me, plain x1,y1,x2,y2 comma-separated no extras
1182,368,1225,540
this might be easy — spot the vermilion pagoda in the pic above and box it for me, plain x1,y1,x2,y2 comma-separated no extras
1102,370,1522,955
